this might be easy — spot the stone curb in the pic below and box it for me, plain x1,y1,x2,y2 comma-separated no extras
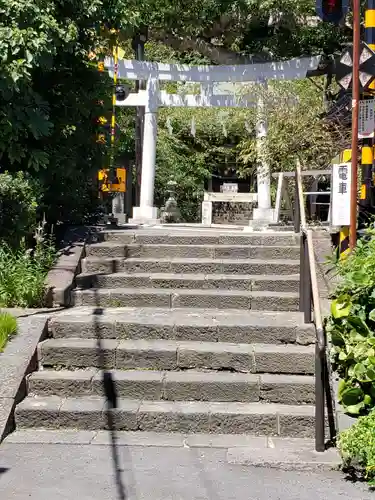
227,436,341,472
311,230,342,438
3,430,341,471
0,314,48,442
312,231,357,440
44,226,102,307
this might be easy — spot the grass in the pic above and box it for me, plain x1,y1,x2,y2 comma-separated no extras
0,223,56,308
0,312,17,352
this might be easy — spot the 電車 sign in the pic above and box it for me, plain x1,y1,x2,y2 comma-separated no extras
331,163,351,227
359,99,375,138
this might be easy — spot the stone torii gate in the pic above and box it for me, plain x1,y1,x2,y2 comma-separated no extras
105,56,321,224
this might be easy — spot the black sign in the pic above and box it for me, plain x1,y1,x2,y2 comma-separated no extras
335,43,375,91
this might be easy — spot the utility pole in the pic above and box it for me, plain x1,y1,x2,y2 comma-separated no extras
132,27,148,208
350,0,361,249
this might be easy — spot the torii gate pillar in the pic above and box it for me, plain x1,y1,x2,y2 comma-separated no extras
252,83,275,224
131,78,159,224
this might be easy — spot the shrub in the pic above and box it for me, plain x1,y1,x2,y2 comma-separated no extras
0,172,39,247
338,411,375,485
0,222,56,308
0,312,17,352
327,229,375,415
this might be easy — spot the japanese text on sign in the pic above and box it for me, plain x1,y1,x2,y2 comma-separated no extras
359,99,375,138
331,163,351,227
221,183,238,193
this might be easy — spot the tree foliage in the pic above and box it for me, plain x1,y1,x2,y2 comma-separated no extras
0,0,354,226
133,0,350,64
237,79,345,176
0,0,129,224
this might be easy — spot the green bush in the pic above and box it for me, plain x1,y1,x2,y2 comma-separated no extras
0,312,17,352
338,411,375,485
0,223,56,308
327,230,375,415
0,172,39,247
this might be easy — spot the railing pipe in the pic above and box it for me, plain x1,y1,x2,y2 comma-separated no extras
315,342,325,452
299,235,305,312
295,160,327,452
303,235,312,323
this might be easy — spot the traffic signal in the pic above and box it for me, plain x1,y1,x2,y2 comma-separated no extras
316,0,349,24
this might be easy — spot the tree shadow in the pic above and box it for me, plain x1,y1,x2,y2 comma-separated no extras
93,298,127,500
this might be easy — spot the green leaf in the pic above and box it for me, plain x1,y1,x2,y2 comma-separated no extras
369,309,375,321
353,343,370,360
367,367,375,382
331,330,346,346
340,386,364,406
364,394,373,406
347,316,371,336
353,363,367,380
338,379,347,399
345,401,366,415
331,295,352,319
339,350,347,361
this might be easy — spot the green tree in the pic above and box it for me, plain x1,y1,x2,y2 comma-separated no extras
0,0,136,225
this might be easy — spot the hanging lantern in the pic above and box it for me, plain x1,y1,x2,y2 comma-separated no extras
190,117,196,137
166,117,173,136
218,110,228,137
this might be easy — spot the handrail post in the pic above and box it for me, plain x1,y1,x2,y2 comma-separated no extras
315,342,325,452
294,170,300,233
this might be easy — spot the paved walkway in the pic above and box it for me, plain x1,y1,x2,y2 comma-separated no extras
0,440,372,500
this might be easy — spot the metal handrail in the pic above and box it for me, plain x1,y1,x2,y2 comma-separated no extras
294,160,326,452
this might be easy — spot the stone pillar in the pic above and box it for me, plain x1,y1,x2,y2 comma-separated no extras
252,82,275,224
112,192,126,225
131,78,159,224
201,200,212,225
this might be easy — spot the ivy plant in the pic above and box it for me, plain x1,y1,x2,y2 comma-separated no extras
327,230,375,415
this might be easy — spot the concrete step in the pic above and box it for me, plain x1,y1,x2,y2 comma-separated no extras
15,396,316,437
82,257,300,275
72,288,299,311
76,272,299,293
49,308,315,345
38,339,315,374
85,243,300,260
27,369,315,404
2,430,341,472
99,230,299,247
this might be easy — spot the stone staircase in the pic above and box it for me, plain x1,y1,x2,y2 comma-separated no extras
15,228,318,438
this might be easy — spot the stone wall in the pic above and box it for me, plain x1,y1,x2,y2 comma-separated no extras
212,202,254,225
